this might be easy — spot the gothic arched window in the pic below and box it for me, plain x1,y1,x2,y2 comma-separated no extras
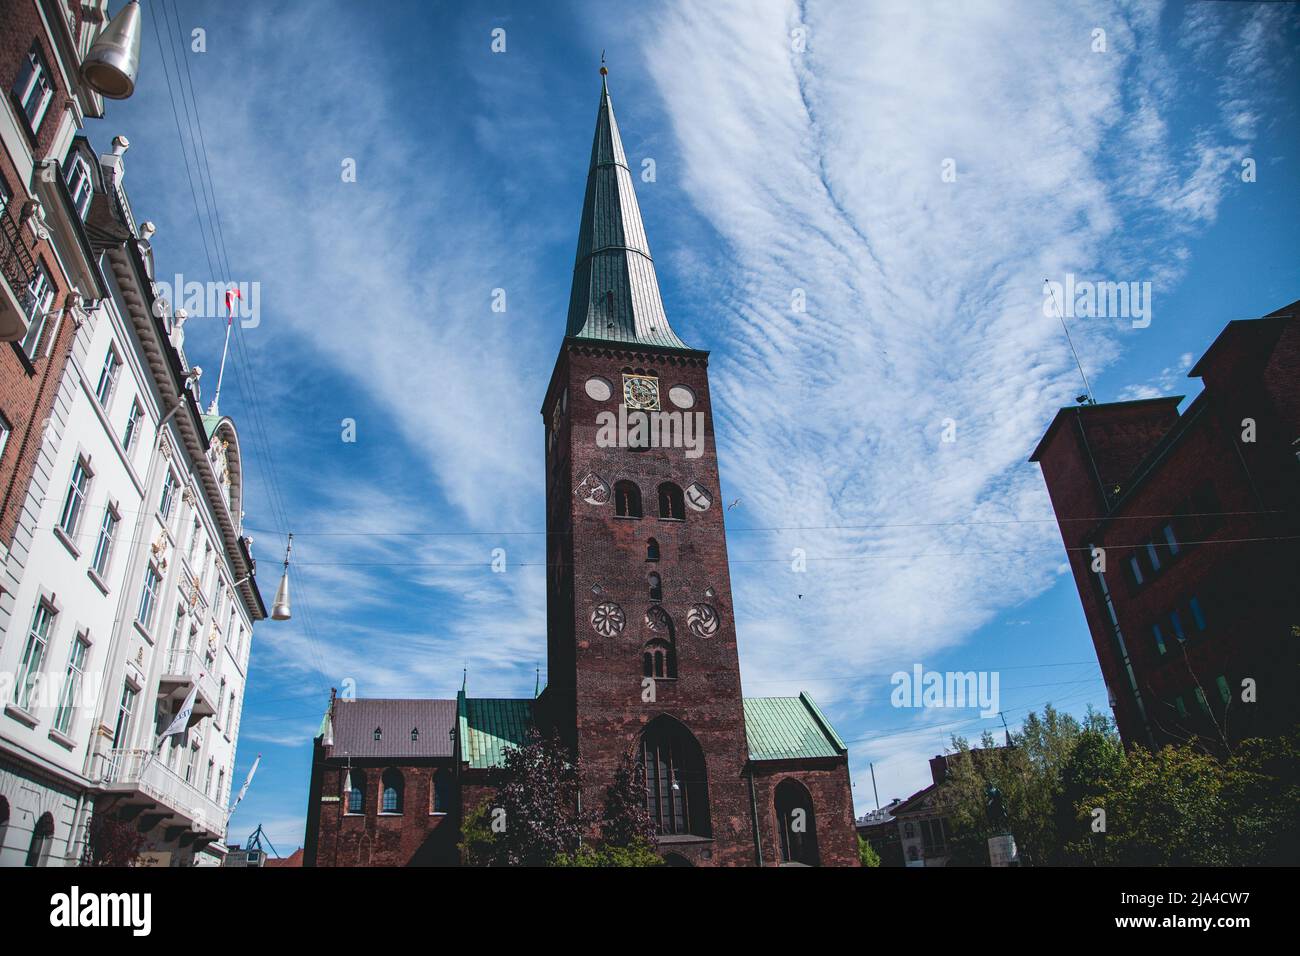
639,717,710,837
615,481,642,518
347,770,366,814
642,637,677,679
646,538,660,562
648,573,662,601
381,768,404,814
775,778,820,866
432,771,451,814
658,482,685,520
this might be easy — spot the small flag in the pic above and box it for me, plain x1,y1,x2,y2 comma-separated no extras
229,754,261,815
160,681,200,742
224,288,242,326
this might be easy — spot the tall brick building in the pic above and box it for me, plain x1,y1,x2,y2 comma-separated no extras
304,72,859,867
1031,301,1300,750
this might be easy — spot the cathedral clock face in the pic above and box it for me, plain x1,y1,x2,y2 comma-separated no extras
622,374,660,411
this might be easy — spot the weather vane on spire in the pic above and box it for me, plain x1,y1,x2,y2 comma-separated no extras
600,49,607,76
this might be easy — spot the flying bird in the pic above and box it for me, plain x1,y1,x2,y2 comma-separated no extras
727,498,741,511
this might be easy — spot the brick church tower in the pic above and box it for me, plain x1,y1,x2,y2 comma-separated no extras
305,70,859,869
540,69,757,865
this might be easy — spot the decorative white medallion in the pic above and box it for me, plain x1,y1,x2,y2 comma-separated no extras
576,472,610,505
668,384,695,409
687,604,719,639
585,376,612,401
590,602,626,637
685,482,712,511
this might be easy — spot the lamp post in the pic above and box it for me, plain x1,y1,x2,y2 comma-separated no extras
271,534,293,621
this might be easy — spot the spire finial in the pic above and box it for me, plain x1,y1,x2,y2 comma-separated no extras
600,49,607,76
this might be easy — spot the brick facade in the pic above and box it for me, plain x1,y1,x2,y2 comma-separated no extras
1032,303,1300,750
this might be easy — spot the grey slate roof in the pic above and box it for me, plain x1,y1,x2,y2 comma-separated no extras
565,75,691,351
330,698,456,759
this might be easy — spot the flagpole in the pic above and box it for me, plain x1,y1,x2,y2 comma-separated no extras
211,317,232,415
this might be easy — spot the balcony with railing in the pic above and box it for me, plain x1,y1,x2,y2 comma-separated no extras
159,647,219,719
97,748,227,838
0,201,37,341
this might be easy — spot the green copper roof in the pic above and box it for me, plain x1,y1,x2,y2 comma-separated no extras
457,692,536,770
201,412,223,440
565,74,690,351
744,693,847,761
450,691,846,769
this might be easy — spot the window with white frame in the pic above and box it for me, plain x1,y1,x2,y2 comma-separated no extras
159,470,179,521
64,153,94,221
122,400,142,452
11,42,54,132
13,600,55,710
111,683,137,750
205,759,215,797
0,413,11,462
53,633,90,735
19,260,56,358
188,518,201,564
169,605,186,656
137,564,162,631
58,456,91,538
185,743,198,785
95,345,121,406
217,677,227,726
90,503,119,578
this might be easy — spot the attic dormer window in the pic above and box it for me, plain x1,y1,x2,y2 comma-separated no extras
411,728,419,743
373,727,381,742
65,154,94,221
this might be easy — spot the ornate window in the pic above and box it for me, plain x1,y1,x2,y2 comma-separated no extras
381,768,404,814
615,481,642,518
658,482,685,520
639,717,710,837
775,779,820,866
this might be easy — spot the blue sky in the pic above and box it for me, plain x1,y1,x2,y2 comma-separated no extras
96,0,1299,851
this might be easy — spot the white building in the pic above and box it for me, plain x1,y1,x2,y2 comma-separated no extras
0,121,267,866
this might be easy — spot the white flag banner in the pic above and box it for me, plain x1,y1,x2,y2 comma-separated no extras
229,754,261,815
160,682,200,741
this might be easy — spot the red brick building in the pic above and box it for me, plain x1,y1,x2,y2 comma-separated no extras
303,72,858,867
1,1,115,637
1031,302,1300,750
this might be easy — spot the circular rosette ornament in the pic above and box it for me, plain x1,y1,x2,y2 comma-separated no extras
590,602,626,637
687,604,719,639
576,472,610,505
645,605,672,633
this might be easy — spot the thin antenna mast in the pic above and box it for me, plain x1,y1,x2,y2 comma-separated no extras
1045,278,1095,404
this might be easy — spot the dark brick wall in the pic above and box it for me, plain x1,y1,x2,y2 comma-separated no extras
306,758,459,867
1034,313,1300,750
544,340,757,866
751,760,860,867
1,0,73,161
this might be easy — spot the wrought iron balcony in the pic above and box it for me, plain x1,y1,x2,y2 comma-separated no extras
0,202,37,342
98,748,227,838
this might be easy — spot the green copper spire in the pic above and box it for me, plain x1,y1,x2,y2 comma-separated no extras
564,68,690,350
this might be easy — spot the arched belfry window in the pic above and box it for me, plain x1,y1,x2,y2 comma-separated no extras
639,717,710,837
646,538,660,562
381,768,404,814
615,481,642,518
658,482,685,521
775,779,819,866
648,573,662,601
642,638,677,679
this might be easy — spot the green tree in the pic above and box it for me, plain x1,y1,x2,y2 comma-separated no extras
858,835,880,867
81,812,146,867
